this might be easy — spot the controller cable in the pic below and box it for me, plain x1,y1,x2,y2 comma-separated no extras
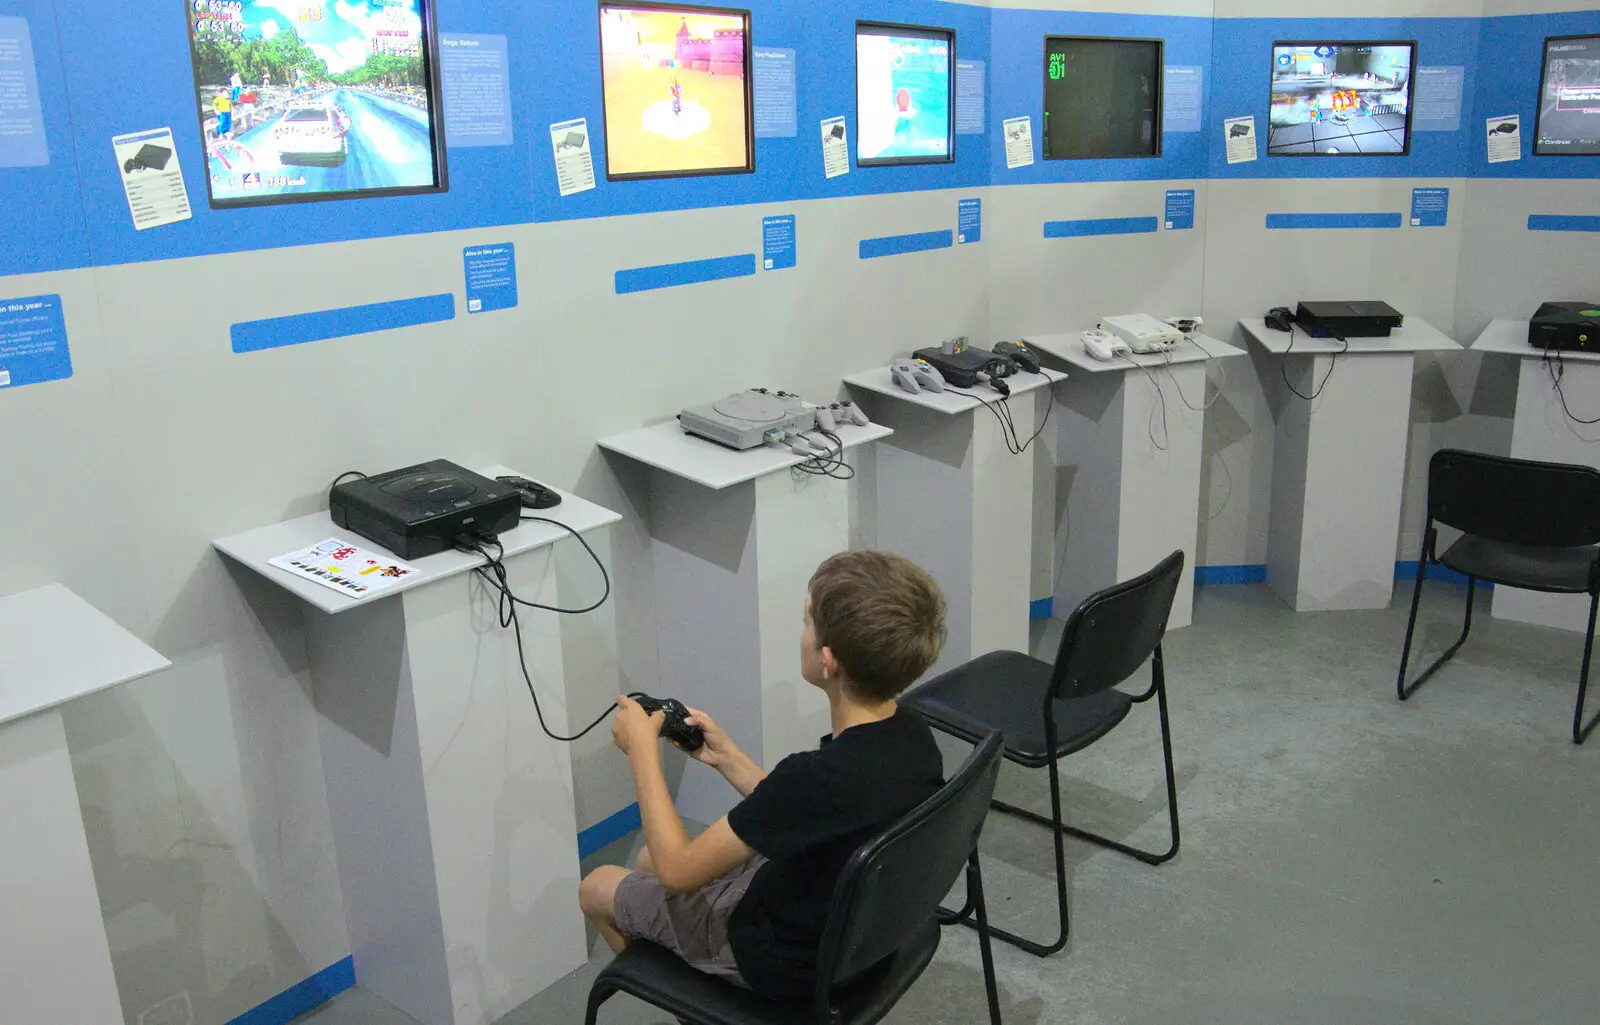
1116,353,1171,452
792,428,855,480
454,515,621,743
951,377,1055,455
1282,324,1347,402
1161,336,1227,411
1542,348,1600,425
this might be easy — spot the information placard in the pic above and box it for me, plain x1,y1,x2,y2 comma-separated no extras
0,294,71,390
753,47,797,139
440,34,513,148
958,198,981,244
763,215,796,271
464,244,518,313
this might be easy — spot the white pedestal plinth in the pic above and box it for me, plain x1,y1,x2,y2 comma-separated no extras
845,367,1064,678
1,584,171,1025
1243,318,1461,612
214,471,618,1025
599,422,892,824
1474,319,1600,632
1024,334,1246,630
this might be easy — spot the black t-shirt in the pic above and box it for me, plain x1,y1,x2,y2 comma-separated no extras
726,706,944,1000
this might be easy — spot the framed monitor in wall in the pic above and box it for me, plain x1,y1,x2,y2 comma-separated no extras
855,22,956,167
1267,41,1418,156
184,0,449,209
1043,36,1163,160
1534,34,1600,156
598,2,755,181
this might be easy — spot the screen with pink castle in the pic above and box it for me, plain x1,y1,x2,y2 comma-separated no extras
599,4,753,180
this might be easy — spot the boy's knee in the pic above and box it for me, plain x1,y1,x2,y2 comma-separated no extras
578,865,627,917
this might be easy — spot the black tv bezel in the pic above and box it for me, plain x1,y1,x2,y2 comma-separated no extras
1266,39,1419,158
1042,34,1165,161
1533,32,1600,158
598,1,756,182
185,0,450,210
854,20,957,168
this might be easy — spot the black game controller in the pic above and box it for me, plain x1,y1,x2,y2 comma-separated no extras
496,475,563,510
1265,306,1295,333
632,694,705,752
993,341,1041,374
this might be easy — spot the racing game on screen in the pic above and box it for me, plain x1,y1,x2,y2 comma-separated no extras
856,23,954,166
1535,35,1600,156
1268,42,1416,156
599,4,754,180
186,0,446,207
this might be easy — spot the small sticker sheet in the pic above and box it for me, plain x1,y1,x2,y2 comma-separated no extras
821,116,850,178
1224,116,1257,164
550,117,597,196
270,538,418,600
1486,115,1521,164
1003,116,1034,169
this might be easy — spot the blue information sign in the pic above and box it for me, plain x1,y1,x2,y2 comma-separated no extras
763,215,796,271
1411,188,1449,228
0,294,71,389
753,48,798,139
1165,190,1196,231
464,244,518,313
958,199,982,244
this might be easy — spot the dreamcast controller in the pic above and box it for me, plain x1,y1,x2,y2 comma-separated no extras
1082,329,1131,362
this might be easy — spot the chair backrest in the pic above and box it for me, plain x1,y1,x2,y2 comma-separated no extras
1427,448,1600,549
1049,550,1185,703
813,731,1005,1000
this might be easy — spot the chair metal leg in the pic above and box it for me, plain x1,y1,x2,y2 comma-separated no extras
1398,567,1476,701
583,981,617,1025
1575,592,1600,745
967,852,1004,1025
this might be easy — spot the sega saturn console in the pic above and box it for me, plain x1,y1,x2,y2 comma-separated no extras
329,459,521,558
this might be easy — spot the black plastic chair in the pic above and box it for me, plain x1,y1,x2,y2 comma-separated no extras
1397,448,1600,745
583,731,1006,1025
905,550,1184,958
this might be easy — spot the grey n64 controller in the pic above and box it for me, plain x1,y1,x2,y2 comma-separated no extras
891,359,946,394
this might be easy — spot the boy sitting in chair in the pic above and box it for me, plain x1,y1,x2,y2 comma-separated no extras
579,551,948,1000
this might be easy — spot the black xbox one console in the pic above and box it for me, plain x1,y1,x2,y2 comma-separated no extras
1529,302,1600,354
1295,300,1405,339
330,459,521,559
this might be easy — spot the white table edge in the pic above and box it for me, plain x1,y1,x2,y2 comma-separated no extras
597,421,894,490
842,367,1067,415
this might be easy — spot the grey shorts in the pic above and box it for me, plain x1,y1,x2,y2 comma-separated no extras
612,856,767,986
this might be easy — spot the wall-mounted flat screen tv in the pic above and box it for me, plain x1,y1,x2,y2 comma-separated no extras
1043,36,1163,160
856,22,955,166
185,0,448,208
1268,41,1417,156
599,3,754,180
1534,34,1600,156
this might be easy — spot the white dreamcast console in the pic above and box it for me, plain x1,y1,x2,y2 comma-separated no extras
1101,313,1184,354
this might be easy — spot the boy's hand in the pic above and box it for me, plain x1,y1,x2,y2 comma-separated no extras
679,707,737,768
612,695,666,757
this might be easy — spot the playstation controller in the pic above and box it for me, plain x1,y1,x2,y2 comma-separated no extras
836,401,870,427
632,694,705,752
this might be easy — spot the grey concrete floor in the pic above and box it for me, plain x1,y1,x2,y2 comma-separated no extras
301,582,1600,1025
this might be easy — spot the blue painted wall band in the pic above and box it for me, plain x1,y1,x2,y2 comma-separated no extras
578,802,643,859
1395,560,1492,588
858,230,954,260
231,295,456,354
1528,215,1600,233
615,255,756,294
226,957,355,1025
1043,216,1159,239
1265,213,1404,230
1194,564,1268,586
1029,597,1053,621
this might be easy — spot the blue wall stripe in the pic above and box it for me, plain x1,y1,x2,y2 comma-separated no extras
226,957,355,1025
1043,216,1159,239
1265,213,1404,230
1195,564,1268,585
615,255,756,294
578,802,642,859
859,230,954,260
1528,215,1600,233
1029,597,1054,621
231,295,456,354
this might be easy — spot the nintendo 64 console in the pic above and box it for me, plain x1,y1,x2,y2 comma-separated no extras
329,460,522,559
1529,302,1600,354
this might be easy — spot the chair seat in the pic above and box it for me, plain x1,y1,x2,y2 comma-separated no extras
906,650,1134,769
1439,535,1598,594
592,920,940,1025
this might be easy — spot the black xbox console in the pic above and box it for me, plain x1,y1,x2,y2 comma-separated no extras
1295,301,1405,339
330,460,521,559
1529,302,1600,354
